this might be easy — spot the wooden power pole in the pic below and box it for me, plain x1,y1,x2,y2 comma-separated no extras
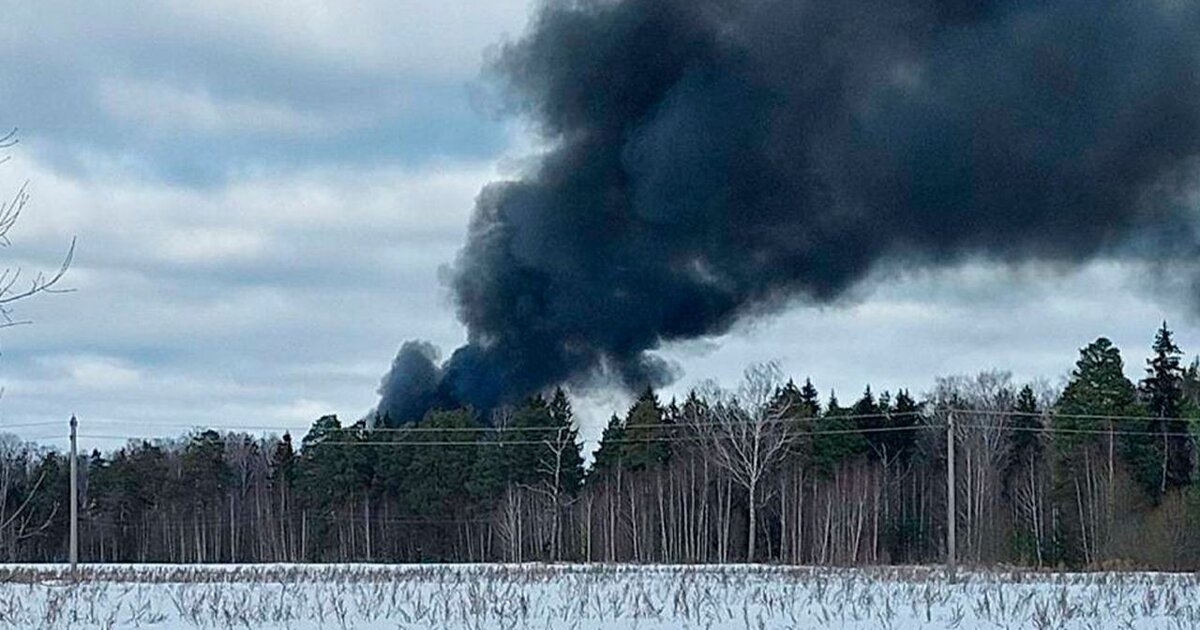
69,415,78,575
946,410,956,584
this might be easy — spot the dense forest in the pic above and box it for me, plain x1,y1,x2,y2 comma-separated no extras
1,323,1199,569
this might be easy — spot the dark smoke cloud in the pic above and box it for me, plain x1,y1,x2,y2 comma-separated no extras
377,0,1200,424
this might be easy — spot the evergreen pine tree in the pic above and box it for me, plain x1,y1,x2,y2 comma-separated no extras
505,395,554,487
546,387,585,496
271,432,297,488
809,390,865,474
798,378,821,417
269,432,298,556
588,414,628,476
621,388,670,470
825,391,841,418
1004,385,1043,494
853,386,887,460
1056,338,1149,497
1011,385,1042,463
404,408,480,559
182,430,232,509
1139,321,1193,493
770,379,811,468
771,379,804,413
1181,357,1200,409
888,389,921,464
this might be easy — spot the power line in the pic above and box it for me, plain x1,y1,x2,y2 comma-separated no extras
0,421,65,429
944,407,1200,424
61,408,1200,448
958,423,1200,439
79,419,314,432
74,410,928,438
79,424,937,448
66,409,1200,437
69,423,1200,450
22,434,67,441
73,407,1121,442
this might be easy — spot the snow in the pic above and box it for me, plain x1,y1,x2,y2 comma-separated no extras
0,563,1195,628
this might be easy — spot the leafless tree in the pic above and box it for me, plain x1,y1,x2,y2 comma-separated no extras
0,129,74,556
686,362,798,561
931,371,1020,562
0,129,74,330
522,424,578,560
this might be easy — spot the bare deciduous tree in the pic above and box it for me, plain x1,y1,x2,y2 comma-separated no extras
931,371,1017,562
0,129,74,329
535,424,578,560
686,362,797,561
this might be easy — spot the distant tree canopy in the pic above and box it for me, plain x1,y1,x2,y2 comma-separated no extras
0,322,1197,569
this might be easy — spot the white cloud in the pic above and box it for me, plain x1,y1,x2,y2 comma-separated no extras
98,78,337,136
0,152,495,242
156,228,270,264
156,0,533,78
266,398,337,424
0,0,533,447
1,1,533,82
0,149,498,444
41,354,143,390
657,260,1186,407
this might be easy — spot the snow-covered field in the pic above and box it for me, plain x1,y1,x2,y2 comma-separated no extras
0,563,1196,629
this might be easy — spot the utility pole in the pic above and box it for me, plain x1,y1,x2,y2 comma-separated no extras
946,410,956,584
69,415,78,576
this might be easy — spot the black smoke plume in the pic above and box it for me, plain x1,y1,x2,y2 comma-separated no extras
377,0,1200,424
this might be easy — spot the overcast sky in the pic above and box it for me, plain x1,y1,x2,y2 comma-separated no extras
0,1,1196,452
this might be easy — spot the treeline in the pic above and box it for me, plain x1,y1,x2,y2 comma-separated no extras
1,323,1199,568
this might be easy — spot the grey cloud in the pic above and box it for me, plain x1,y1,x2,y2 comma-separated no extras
1,1,529,183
